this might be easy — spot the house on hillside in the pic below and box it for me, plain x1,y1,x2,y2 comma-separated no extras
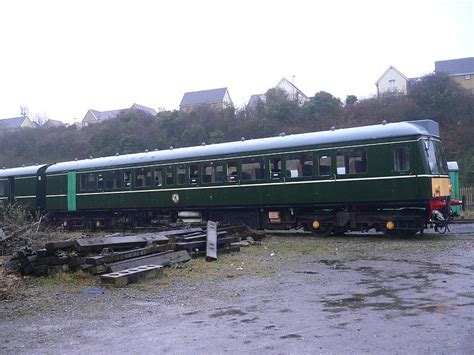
82,103,157,127
375,66,409,97
435,57,474,94
247,77,308,109
275,78,308,104
179,88,233,112
0,116,34,132
43,119,66,128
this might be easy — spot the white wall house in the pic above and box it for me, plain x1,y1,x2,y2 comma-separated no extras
375,66,409,97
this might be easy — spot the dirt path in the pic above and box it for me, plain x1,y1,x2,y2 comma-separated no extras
1,228,474,354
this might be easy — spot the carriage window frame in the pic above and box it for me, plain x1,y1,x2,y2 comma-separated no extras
227,161,239,183
336,148,367,175
177,165,186,186
241,157,265,182
0,180,5,197
286,152,314,179
166,166,175,186
86,172,97,191
269,157,282,180
393,147,410,172
105,170,123,190
135,167,152,188
318,154,332,177
123,171,132,189
189,164,200,185
79,174,88,192
202,161,224,184
154,169,163,188
97,173,105,191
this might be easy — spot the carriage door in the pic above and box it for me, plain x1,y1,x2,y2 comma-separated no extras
36,166,48,210
67,171,77,212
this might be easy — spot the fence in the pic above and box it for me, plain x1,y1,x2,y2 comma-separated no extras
460,186,474,211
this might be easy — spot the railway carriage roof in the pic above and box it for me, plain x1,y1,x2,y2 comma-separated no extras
0,164,47,178
45,119,439,173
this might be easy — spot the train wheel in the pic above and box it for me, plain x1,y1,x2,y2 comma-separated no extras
312,223,334,237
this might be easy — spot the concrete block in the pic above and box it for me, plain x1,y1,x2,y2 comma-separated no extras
101,265,163,287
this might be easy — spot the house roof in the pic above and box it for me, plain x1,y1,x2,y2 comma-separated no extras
180,88,228,107
435,57,474,76
0,117,27,130
276,78,308,99
247,94,266,108
130,103,157,116
376,65,408,84
87,103,156,123
44,119,66,127
46,120,439,174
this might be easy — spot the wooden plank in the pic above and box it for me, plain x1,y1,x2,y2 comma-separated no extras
45,239,77,251
101,265,163,287
175,236,240,251
85,243,174,265
108,250,190,272
74,234,169,252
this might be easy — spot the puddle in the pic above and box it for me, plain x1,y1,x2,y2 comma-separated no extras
280,333,302,339
209,309,247,318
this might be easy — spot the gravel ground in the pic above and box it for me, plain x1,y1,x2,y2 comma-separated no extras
1,225,474,354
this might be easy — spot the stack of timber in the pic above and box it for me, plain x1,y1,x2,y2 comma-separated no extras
4,225,261,282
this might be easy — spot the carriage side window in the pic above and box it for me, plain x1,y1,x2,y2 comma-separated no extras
189,164,199,185
123,171,132,188
336,152,347,175
319,155,332,176
286,153,313,178
105,172,114,189
87,173,97,191
269,158,282,179
203,162,224,184
227,161,238,182
349,148,367,174
79,174,88,192
177,165,186,185
166,166,174,186
105,171,123,189
135,168,152,188
154,169,163,187
97,173,104,190
0,180,8,197
241,157,265,181
337,148,367,175
393,147,410,172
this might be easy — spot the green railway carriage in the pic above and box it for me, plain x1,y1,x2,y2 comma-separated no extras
42,119,452,235
0,165,48,210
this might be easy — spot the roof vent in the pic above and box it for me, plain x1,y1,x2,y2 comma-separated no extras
279,132,286,137
331,126,336,131
382,120,387,125
169,146,174,150
241,137,245,142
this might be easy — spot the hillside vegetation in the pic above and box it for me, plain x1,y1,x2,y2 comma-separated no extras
1,74,473,184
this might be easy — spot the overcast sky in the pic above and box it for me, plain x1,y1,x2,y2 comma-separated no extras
0,0,472,123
